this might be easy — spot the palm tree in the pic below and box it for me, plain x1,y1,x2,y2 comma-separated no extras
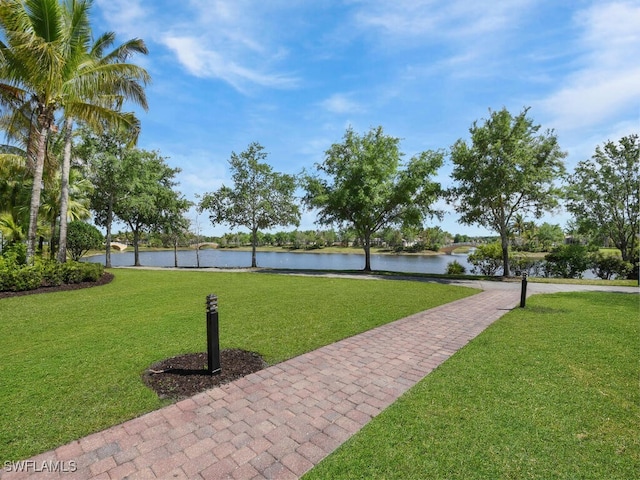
0,0,149,263
0,152,28,248
41,165,91,258
57,29,149,262
511,213,526,247
0,0,71,262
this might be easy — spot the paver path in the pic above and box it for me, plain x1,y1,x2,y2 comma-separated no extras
3,283,635,480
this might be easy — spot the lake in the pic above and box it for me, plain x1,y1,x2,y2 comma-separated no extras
85,249,472,275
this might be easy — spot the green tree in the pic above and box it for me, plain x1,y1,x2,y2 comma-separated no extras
534,222,564,251
199,142,300,268
382,227,403,249
467,242,504,276
41,166,91,258
56,30,149,263
589,251,633,280
421,226,448,251
303,126,443,271
78,127,129,267
157,195,192,268
448,107,566,276
0,0,148,263
113,149,183,266
565,134,639,264
0,151,30,243
544,244,590,279
66,220,103,260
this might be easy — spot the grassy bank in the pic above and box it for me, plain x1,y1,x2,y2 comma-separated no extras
304,291,640,479
0,269,476,461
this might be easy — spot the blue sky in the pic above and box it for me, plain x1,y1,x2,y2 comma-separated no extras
92,0,640,237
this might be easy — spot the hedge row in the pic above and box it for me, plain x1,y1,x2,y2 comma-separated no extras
0,247,104,292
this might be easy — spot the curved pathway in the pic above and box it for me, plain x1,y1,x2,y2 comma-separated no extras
3,279,637,480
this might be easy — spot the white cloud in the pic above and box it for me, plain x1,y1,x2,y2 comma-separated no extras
94,0,148,38
162,36,298,91
541,69,640,130
97,0,300,93
352,0,533,41
539,1,640,131
320,93,366,115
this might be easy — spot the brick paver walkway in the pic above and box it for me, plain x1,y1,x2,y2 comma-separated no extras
3,290,519,480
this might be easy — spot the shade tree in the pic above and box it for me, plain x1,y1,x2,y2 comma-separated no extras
565,134,639,269
302,126,443,271
198,142,300,268
448,107,566,276
113,149,186,266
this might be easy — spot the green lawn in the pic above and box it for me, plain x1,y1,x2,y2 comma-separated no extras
0,269,476,461
304,291,640,479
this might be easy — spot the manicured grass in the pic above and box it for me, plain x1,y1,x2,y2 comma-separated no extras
528,276,636,287
304,292,640,479
0,269,477,461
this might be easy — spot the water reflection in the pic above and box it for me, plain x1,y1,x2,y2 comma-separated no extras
85,249,471,275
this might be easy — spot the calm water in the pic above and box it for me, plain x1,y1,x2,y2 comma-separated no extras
85,249,472,274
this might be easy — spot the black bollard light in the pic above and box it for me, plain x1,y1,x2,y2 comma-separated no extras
520,272,528,308
206,294,221,374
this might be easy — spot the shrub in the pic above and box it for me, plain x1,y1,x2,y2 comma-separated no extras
467,242,504,276
0,259,104,292
0,263,43,291
590,252,633,280
79,262,104,282
67,221,104,261
446,260,466,275
40,259,64,286
60,261,103,284
511,255,545,277
2,242,27,266
544,244,590,278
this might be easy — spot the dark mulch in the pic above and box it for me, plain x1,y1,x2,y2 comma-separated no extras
142,350,268,400
0,272,115,299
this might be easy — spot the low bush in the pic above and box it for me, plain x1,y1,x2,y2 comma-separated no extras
544,244,590,278
467,242,503,275
590,252,633,280
0,254,104,292
446,260,466,275
0,263,42,291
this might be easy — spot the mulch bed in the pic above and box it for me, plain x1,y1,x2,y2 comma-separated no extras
142,350,268,400
2,272,269,400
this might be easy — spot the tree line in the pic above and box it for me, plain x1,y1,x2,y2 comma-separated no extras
0,1,637,278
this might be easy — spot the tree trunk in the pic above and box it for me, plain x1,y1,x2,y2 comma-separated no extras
49,217,57,260
617,237,629,262
363,232,372,272
57,117,74,263
26,124,50,264
133,228,141,266
251,228,258,268
501,235,510,277
104,203,113,268
174,238,178,267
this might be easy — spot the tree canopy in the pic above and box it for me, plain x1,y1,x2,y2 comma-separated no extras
66,220,103,261
198,142,300,268
0,0,149,263
565,134,639,266
448,107,566,276
113,149,187,266
302,126,443,271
